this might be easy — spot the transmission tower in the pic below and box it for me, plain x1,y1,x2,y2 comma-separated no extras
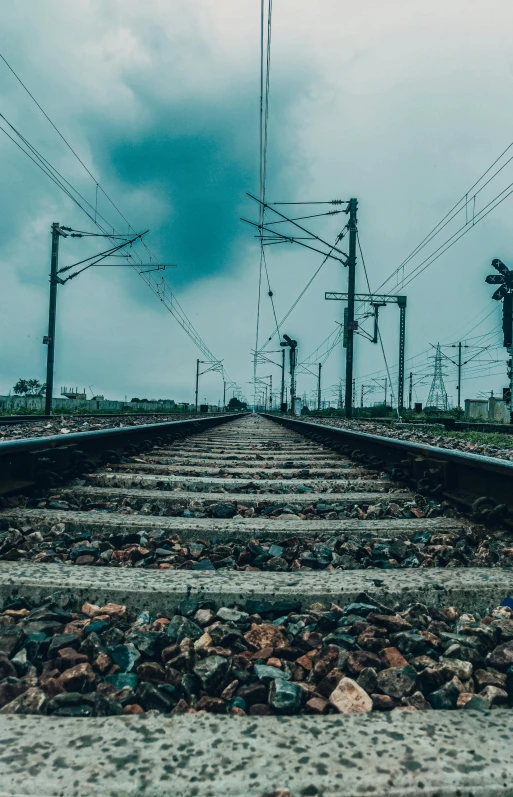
426,343,448,410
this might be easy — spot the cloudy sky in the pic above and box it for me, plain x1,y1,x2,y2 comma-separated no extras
2,0,513,408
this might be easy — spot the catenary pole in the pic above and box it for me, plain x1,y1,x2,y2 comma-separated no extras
280,348,285,410
290,345,297,416
344,198,358,417
195,359,200,412
457,342,462,411
397,296,407,411
45,223,63,415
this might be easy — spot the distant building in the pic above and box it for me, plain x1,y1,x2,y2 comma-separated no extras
464,397,509,423
61,387,87,400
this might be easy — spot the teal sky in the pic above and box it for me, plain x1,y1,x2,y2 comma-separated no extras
2,0,513,407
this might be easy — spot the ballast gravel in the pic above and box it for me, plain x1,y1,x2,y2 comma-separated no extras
1,594,513,717
0,413,208,442
1,509,511,571
308,417,513,461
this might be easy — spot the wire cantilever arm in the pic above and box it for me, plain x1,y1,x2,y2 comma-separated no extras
59,231,149,282
58,231,148,276
247,192,349,259
240,217,348,264
265,210,344,226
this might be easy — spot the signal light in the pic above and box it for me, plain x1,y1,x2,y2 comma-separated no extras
493,285,508,301
492,258,510,275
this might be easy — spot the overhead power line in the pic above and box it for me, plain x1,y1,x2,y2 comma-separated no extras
259,223,349,350
391,179,513,294
0,53,238,388
253,0,277,407
0,52,134,232
371,138,513,297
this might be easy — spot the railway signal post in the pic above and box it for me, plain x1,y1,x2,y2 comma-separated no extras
485,257,513,422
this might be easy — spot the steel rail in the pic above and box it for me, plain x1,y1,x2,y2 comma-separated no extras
0,413,242,497
264,414,513,517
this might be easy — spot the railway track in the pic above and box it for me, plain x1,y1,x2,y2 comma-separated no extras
0,413,513,795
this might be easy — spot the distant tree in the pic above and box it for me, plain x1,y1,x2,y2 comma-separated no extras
228,397,247,410
13,378,46,396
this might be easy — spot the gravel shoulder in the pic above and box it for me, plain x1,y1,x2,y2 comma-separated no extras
0,413,209,442
307,417,513,461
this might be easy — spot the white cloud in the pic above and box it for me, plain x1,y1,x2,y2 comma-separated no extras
1,0,513,407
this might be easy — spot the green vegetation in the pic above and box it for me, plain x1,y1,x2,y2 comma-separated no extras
440,430,513,449
228,397,247,410
13,378,46,396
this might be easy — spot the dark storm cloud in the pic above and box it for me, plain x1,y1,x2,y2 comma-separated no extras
84,77,308,289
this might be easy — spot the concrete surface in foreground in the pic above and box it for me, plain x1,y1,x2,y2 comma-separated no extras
0,562,512,615
0,712,512,796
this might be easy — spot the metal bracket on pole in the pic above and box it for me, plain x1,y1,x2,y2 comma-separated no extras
325,291,407,412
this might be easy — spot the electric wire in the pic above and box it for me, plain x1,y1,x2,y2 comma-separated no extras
350,301,501,388
0,51,136,233
265,210,344,226
0,117,109,230
260,225,348,349
0,105,234,387
357,232,399,416
392,180,513,294
253,0,276,406
371,138,513,297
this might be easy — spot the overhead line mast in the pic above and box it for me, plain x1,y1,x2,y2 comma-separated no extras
344,198,358,418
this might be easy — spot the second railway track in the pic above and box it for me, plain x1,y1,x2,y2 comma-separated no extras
0,413,513,795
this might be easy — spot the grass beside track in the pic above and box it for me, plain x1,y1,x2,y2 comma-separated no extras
440,430,513,449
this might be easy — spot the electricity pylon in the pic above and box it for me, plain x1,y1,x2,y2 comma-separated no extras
426,343,448,410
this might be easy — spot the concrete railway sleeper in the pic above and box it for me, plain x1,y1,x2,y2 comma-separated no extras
0,413,513,795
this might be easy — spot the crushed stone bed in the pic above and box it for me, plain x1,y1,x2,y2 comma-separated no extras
17,486,417,518
4,414,513,793
0,508,508,571
0,413,210,442
1,591,513,718
307,416,513,461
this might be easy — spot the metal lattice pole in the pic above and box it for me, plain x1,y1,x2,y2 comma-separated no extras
426,343,448,410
